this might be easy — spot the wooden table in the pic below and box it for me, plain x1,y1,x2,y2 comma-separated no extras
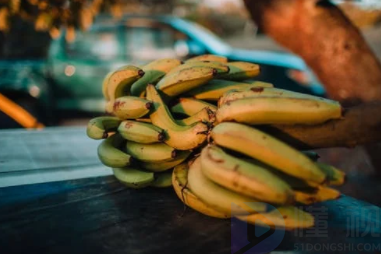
0,127,380,254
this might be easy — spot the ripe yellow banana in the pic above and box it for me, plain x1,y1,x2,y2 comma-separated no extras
126,141,177,163
102,71,113,101
210,122,327,184
118,120,164,144
216,97,342,125
171,98,217,116
146,84,209,150
184,79,273,101
112,167,154,188
130,58,182,97
176,107,214,126
97,134,131,168
218,61,260,81
218,87,336,106
294,187,341,205
187,157,269,216
172,162,230,218
200,145,294,205
87,116,121,140
316,162,347,186
106,65,145,100
112,96,152,120
186,54,228,63
138,150,192,172
156,66,217,98
167,60,229,76
150,170,173,188
236,206,314,230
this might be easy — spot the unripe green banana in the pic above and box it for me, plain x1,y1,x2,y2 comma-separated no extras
294,187,341,205
97,134,131,168
118,120,164,144
316,162,347,186
106,65,145,100
200,145,295,205
184,79,273,101
210,122,327,184
187,157,269,216
126,141,177,163
156,66,217,98
176,107,214,126
218,61,260,81
171,98,217,116
112,96,153,120
186,54,228,63
236,206,314,230
150,170,173,188
216,97,342,125
146,84,209,150
167,60,229,76
172,162,230,218
130,58,182,97
112,167,154,188
138,150,192,172
87,116,121,140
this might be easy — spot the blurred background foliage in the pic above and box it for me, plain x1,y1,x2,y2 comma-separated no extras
0,0,380,59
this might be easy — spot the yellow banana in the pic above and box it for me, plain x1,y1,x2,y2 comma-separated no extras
316,162,347,186
172,163,230,218
136,118,152,123
187,157,269,216
156,66,217,98
216,97,342,125
106,65,145,100
236,206,314,230
87,116,121,140
97,134,131,168
138,150,192,172
184,79,273,101
219,61,260,81
171,98,217,116
150,170,173,188
112,96,152,120
186,54,228,63
102,71,113,101
176,107,214,126
126,141,177,163
130,58,182,97
118,120,164,143
210,122,327,184
146,84,209,150
112,167,154,188
200,145,294,205
167,60,229,76
294,187,341,205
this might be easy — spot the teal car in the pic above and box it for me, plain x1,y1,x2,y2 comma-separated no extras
0,15,324,128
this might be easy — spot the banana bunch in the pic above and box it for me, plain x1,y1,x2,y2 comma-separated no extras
87,54,347,230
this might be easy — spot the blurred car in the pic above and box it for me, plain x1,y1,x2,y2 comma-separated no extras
0,15,325,128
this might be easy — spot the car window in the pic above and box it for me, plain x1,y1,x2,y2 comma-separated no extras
65,29,120,62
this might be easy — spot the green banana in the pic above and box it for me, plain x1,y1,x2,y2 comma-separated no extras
187,157,269,216
106,65,145,100
130,58,182,97
87,116,121,140
118,120,164,144
112,96,153,120
316,162,347,186
172,162,230,218
138,150,192,172
200,145,294,205
184,79,274,101
156,66,217,98
146,84,209,150
186,54,228,63
176,107,214,126
236,206,314,230
112,167,154,188
216,97,342,125
210,122,327,184
150,170,173,188
171,98,217,116
97,134,131,168
218,61,260,81
126,141,177,163
167,60,229,76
